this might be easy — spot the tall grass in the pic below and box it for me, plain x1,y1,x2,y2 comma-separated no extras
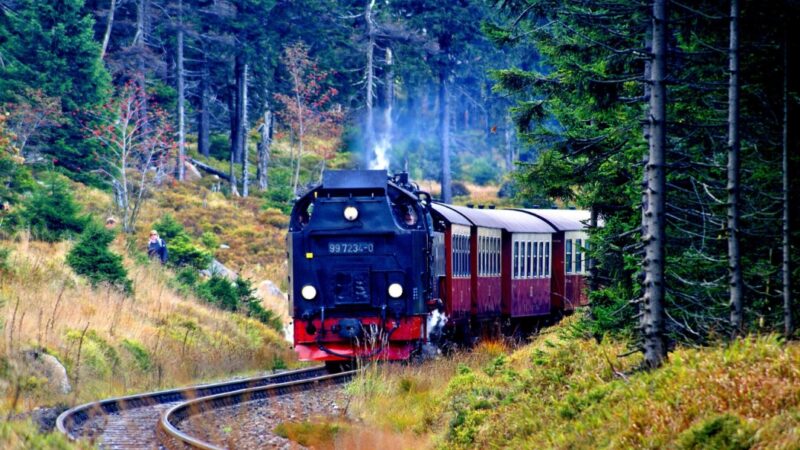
347,316,800,449
0,236,295,413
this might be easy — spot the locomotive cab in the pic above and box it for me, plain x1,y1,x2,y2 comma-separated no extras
288,170,435,361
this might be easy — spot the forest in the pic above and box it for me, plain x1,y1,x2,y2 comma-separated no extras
1,0,799,372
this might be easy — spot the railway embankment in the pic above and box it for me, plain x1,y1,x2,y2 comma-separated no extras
333,315,800,449
0,179,297,447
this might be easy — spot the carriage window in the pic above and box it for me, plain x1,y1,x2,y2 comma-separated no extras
545,242,551,277
566,239,573,273
495,238,500,276
575,239,583,273
513,241,519,278
540,242,545,277
482,237,487,276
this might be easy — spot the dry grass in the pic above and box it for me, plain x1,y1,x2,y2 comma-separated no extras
416,179,503,206
347,315,800,449
0,234,296,413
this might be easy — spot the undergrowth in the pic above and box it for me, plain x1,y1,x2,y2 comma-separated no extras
348,314,800,449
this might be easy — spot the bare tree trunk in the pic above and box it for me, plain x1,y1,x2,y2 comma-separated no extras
364,0,377,161
504,112,514,172
100,0,117,59
783,29,794,338
641,0,668,369
135,0,149,132
727,0,744,336
291,64,306,194
198,66,210,158
383,47,394,146
241,64,249,197
257,103,272,191
176,0,186,181
232,56,245,164
439,71,452,203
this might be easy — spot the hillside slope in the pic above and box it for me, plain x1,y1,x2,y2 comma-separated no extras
344,316,800,449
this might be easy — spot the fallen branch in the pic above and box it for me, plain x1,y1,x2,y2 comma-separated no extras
190,158,230,181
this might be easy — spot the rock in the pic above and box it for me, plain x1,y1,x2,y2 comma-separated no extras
219,244,230,249
209,258,238,280
184,161,203,181
260,280,284,298
21,350,71,395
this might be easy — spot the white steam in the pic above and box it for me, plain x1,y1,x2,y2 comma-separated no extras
369,137,390,170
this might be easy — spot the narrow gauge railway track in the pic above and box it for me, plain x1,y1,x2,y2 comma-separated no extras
158,370,356,450
56,366,328,448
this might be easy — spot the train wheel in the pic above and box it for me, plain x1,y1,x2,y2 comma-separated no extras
324,360,354,373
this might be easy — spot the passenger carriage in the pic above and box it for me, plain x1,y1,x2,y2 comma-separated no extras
516,209,592,312
437,205,504,321
430,203,473,324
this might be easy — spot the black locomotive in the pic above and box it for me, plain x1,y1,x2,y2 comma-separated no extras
288,170,436,361
288,170,591,363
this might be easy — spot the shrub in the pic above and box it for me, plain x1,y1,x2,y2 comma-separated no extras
152,215,212,269
188,275,281,331
0,246,10,272
22,174,88,242
678,414,755,450
66,223,132,294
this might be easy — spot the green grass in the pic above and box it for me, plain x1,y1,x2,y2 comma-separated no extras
349,315,800,449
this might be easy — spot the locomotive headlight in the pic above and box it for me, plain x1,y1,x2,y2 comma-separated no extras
388,283,404,298
301,285,317,300
343,206,359,221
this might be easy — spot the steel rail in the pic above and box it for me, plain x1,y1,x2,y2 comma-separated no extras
158,370,356,450
56,365,327,440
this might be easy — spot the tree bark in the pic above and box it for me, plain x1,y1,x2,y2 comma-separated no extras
383,47,394,150
364,0,377,163
782,29,794,338
727,0,743,336
504,112,514,172
176,0,186,181
232,56,245,164
135,0,149,132
241,64,249,197
100,0,116,60
641,0,668,369
257,104,272,191
439,71,452,203
198,67,210,158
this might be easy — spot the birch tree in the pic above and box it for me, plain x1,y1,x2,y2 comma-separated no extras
89,82,175,233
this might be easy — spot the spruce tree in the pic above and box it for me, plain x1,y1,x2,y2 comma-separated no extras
67,223,132,294
0,0,110,181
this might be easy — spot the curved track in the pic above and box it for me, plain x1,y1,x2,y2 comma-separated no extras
158,371,356,450
56,366,328,448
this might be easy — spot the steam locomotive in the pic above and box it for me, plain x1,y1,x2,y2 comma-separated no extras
288,170,590,364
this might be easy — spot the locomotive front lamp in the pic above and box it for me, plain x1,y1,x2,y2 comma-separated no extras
388,283,404,298
343,206,359,221
301,285,317,300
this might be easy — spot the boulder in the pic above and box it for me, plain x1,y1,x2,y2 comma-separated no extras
209,258,238,280
21,350,71,395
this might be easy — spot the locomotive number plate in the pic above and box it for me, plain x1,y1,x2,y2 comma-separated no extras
328,242,374,254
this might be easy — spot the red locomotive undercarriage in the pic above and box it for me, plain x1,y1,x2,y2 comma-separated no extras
293,316,425,361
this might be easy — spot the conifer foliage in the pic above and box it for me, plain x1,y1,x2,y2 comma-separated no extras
66,223,133,294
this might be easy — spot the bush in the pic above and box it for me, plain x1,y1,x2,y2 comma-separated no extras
152,215,212,269
0,246,10,272
187,274,281,331
66,223,132,294
22,174,88,242
678,414,755,450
